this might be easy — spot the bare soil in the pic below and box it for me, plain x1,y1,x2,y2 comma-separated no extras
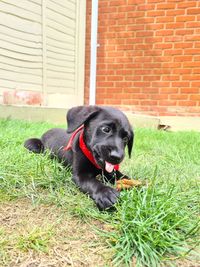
0,199,113,267
0,200,199,267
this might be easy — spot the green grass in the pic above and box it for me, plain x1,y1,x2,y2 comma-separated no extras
16,226,54,253
0,118,199,266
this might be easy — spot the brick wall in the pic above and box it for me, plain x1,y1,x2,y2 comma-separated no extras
85,0,200,116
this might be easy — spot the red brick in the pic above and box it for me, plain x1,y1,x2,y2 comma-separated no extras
152,82,170,87
182,75,200,80
187,8,200,15
178,101,197,106
126,37,143,44
127,25,144,31
138,4,156,11
125,63,142,69
164,36,183,43
156,17,174,23
107,76,124,81
195,42,200,48
122,99,140,105
159,100,177,106
193,69,200,74
183,62,200,67
134,82,151,87
146,24,164,30
127,11,145,18
164,50,183,56
166,23,185,29
157,3,176,9
177,2,197,9
124,87,141,93
136,31,154,37
162,76,179,81
118,6,136,12
99,7,117,13
185,35,200,41
145,37,163,43
99,1,108,7
160,88,179,94
125,76,142,81
84,0,200,117
141,88,159,93
176,29,194,35
173,68,192,75
162,62,182,68
191,82,200,87
143,63,162,68
174,55,193,62
140,100,158,106
184,48,200,55
154,69,172,75
97,81,114,87
128,0,143,4
135,44,152,50
156,30,174,36
186,22,200,28
176,16,196,22
115,82,133,88
105,99,121,105
148,0,164,3
174,43,193,49
180,88,199,94
172,82,190,87
151,94,168,101
109,0,127,6
166,9,185,16
116,69,132,75
153,56,171,63
136,17,155,24
134,69,152,75
144,50,162,56
147,10,165,17
143,75,160,81
170,94,188,100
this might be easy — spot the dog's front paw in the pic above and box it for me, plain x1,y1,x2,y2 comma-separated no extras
94,186,120,210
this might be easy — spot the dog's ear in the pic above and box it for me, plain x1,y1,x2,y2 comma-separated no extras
128,129,134,158
67,105,101,133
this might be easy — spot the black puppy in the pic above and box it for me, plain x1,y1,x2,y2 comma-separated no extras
24,106,134,210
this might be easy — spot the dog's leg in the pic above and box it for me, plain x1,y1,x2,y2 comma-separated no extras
103,170,130,184
72,171,120,210
115,170,130,180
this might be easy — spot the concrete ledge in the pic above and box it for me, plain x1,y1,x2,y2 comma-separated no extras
126,113,160,129
1,104,200,131
159,116,200,132
0,104,160,129
0,104,67,125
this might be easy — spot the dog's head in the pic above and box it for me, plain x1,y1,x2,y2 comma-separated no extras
67,106,134,172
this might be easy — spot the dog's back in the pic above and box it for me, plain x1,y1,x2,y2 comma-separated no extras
24,128,72,166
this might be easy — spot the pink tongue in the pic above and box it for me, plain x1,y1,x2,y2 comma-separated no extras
105,161,115,173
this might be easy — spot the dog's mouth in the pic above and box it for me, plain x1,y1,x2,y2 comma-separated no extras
104,161,116,173
93,151,119,173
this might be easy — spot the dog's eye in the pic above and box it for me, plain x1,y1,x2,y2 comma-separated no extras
102,126,111,134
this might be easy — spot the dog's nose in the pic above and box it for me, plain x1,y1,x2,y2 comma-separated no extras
110,150,123,163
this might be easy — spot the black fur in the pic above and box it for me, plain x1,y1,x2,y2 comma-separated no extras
24,106,134,210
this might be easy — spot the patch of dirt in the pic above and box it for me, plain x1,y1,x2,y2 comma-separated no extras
0,199,113,267
0,200,199,267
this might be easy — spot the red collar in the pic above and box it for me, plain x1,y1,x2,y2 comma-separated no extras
63,126,119,171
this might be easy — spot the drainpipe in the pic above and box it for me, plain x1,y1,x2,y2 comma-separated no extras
89,0,99,105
